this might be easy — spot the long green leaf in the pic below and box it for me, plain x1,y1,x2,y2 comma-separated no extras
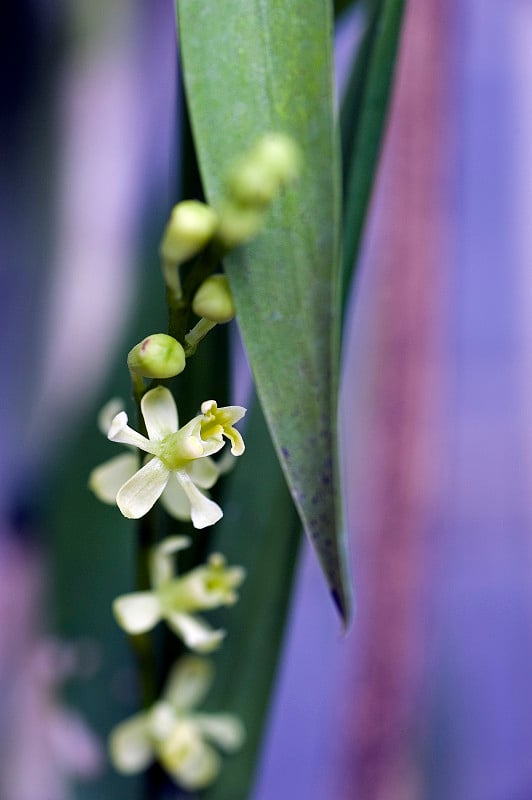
340,0,406,318
201,395,301,800
177,0,351,623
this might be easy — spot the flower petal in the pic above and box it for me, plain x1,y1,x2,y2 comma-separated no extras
166,612,225,653
108,713,153,774
159,473,192,521
116,458,170,519
186,457,219,490
158,720,221,790
108,411,158,454
200,401,246,455
141,386,178,439
113,592,162,634
178,416,224,458
194,713,246,753
98,398,125,435
164,656,214,710
88,453,138,504
213,449,237,476
175,470,222,529
225,426,245,456
150,535,191,588
147,701,176,742
200,401,246,425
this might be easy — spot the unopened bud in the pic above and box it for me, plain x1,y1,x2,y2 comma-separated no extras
228,133,302,208
254,133,302,184
160,201,218,264
192,275,235,324
228,161,279,208
216,202,264,248
128,334,186,379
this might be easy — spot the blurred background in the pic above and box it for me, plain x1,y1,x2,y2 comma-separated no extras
2,1,532,799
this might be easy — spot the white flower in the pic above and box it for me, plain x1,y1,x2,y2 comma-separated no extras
89,389,245,528
109,656,245,790
90,397,201,515
113,536,245,653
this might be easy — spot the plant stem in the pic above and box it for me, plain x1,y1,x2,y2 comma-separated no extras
184,318,217,355
166,238,227,345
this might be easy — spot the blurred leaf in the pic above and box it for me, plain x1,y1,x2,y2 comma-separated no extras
46,213,172,800
335,0,362,17
48,403,142,800
340,0,406,319
200,395,301,800
178,0,351,623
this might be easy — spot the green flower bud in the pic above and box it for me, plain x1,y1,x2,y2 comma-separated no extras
227,133,302,208
254,133,302,184
128,334,186,379
216,202,264,248
228,161,279,208
192,275,235,324
160,201,218,264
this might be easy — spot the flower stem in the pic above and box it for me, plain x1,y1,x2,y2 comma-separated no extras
129,368,146,405
129,391,158,710
166,238,227,346
162,258,184,301
184,317,217,356
132,511,159,708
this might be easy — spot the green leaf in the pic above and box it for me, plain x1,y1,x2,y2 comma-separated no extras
177,0,351,623
48,405,142,800
340,0,406,319
46,206,181,800
335,0,362,17
200,395,301,800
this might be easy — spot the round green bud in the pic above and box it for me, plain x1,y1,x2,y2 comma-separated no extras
192,275,235,324
254,133,302,184
159,201,218,264
216,201,264,248
228,160,280,208
227,133,302,209
127,334,186,378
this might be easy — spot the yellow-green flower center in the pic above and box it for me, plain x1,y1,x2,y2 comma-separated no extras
200,404,234,443
200,420,224,441
158,431,203,471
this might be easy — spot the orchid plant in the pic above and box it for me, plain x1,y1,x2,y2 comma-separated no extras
52,1,406,798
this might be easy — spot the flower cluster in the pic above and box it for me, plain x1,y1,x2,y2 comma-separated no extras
109,656,244,790
160,133,301,267
217,132,302,247
91,133,300,792
91,388,247,788
90,388,247,788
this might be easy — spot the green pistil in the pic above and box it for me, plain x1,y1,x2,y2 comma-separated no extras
157,431,202,471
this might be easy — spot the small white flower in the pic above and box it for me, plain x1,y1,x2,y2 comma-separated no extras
90,397,189,511
113,536,245,653
109,656,245,790
89,389,245,528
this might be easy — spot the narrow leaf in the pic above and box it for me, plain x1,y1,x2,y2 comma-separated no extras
178,0,351,622
201,396,301,800
340,0,406,319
